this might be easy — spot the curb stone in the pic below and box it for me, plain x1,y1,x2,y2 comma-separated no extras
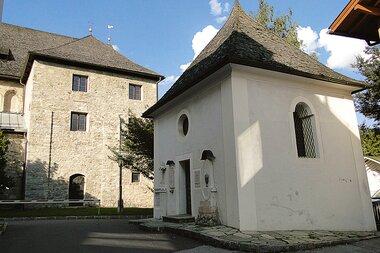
136,221,379,253
1,215,152,222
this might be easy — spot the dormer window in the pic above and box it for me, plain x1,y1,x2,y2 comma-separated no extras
0,48,10,61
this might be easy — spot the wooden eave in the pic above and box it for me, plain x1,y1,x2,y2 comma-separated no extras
329,0,380,45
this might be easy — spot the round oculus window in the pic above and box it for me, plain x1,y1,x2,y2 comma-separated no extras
178,114,189,137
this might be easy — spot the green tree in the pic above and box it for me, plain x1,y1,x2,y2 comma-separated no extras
111,114,154,180
0,129,13,192
353,46,380,126
251,0,300,48
360,125,380,157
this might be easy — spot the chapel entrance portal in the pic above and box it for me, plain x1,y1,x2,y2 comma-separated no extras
179,160,191,215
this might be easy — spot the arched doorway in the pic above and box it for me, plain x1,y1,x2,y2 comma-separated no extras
69,174,85,206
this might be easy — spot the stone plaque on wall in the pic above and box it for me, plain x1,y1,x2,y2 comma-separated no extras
194,169,201,189
169,167,175,191
155,193,161,207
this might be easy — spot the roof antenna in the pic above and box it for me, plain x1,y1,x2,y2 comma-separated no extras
88,21,93,35
107,24,114,45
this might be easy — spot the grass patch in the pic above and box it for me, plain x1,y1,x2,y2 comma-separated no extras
0,207,153,218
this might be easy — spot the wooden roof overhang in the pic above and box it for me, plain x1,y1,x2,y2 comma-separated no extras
329,0,380,45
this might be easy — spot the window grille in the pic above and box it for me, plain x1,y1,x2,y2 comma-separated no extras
293,103,317,158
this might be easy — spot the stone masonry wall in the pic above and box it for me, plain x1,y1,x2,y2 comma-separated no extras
24,60,156,207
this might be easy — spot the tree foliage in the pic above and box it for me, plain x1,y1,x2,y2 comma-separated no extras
0,130,12,192
360,125,380,157
353,46,380,126
251,0,300,48
111,114,154,180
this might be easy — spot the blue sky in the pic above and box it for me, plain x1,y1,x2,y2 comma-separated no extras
2,0,372,123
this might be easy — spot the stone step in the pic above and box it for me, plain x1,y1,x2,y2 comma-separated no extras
162,215,195,223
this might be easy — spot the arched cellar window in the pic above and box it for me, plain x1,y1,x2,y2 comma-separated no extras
69,174,85,206
293,102,318,158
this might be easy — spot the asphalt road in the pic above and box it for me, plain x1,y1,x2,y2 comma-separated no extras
0,219,202,253
1,219,379,253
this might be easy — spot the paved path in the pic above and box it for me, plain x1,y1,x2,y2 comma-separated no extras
291,237,380,253
177,237,380,252
177,238,380,253
0,219,202,253
137,219,379,252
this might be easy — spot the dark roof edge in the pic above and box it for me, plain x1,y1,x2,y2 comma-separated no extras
143,58,365,118
21,53,164,84
228,57,366,89
0,74,20,82
1,22,79,40
143,58,231,118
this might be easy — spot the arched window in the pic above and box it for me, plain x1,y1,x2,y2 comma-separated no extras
293,102,318,158
4,90,19,113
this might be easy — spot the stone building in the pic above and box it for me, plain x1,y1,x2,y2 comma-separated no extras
144,2,376,231
0,23,163,207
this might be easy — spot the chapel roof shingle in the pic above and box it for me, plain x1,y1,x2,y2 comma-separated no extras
0,23,162,82
143,1,364,118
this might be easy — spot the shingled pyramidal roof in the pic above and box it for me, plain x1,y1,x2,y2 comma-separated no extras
0,23,163,82
143,1,363,118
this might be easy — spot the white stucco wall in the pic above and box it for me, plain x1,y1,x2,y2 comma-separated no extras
153,70,231,224
231,65,375,231
154,63,375,232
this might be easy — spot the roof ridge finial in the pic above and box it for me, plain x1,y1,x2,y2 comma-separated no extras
232,0,244,13
107,24,113,45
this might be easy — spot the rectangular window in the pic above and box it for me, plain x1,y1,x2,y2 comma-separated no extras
129,84,141,100
72,75,88,92
132,172,140,183
71,112,87,131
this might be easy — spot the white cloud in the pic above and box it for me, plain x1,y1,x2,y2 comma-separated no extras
112,45,120,52
224,3,230,12
179,25,218,72
160,75,179,87
297,26,319,55
192,25,219,59
215,16,227,24
318,28,368,69
296,26,368,70
180,62,191,72
209,0,222,16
